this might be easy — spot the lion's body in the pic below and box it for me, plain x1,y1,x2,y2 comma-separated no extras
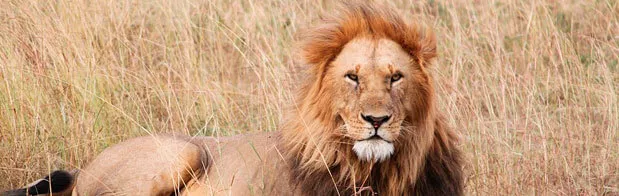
4,3,463,196
69,133,293,195
73,135,208,195
68,120,460,195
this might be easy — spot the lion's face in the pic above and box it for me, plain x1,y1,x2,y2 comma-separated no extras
328,37,424,162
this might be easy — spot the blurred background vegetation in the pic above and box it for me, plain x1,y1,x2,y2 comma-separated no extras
0,0,617,194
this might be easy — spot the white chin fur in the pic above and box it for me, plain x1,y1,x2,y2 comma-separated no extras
352,139,394,162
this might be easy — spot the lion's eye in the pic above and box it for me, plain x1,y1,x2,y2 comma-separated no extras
346,73,358,82
391,73,402,83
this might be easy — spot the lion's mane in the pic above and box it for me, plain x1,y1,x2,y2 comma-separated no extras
278,3,463,195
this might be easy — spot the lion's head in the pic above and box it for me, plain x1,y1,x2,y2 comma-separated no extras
285,3,436,162
280,2,461,195
330,36,434,162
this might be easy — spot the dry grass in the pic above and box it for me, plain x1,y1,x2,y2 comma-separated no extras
0,0,617,194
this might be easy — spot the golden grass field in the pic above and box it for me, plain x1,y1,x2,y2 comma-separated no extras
0,0,617,195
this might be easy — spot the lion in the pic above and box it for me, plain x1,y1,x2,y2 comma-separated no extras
3,3,463,196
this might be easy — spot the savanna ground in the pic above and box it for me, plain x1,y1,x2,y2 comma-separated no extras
0,0,617,195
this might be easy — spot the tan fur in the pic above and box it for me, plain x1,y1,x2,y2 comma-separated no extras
6,2,462,196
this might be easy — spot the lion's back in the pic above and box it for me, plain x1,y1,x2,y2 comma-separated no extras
74,135,207,195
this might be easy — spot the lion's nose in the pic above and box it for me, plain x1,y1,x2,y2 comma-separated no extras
361,114,391,129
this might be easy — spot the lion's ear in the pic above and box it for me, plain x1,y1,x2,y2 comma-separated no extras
406,25,437,68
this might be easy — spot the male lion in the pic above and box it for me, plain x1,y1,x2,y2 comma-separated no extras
4,3,463,196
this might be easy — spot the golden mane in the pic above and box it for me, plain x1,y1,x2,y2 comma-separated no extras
279,2,462,195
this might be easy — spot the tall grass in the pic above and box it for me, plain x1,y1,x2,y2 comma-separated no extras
0,0,617,194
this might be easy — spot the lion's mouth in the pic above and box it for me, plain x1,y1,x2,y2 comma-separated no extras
360,135,392,143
